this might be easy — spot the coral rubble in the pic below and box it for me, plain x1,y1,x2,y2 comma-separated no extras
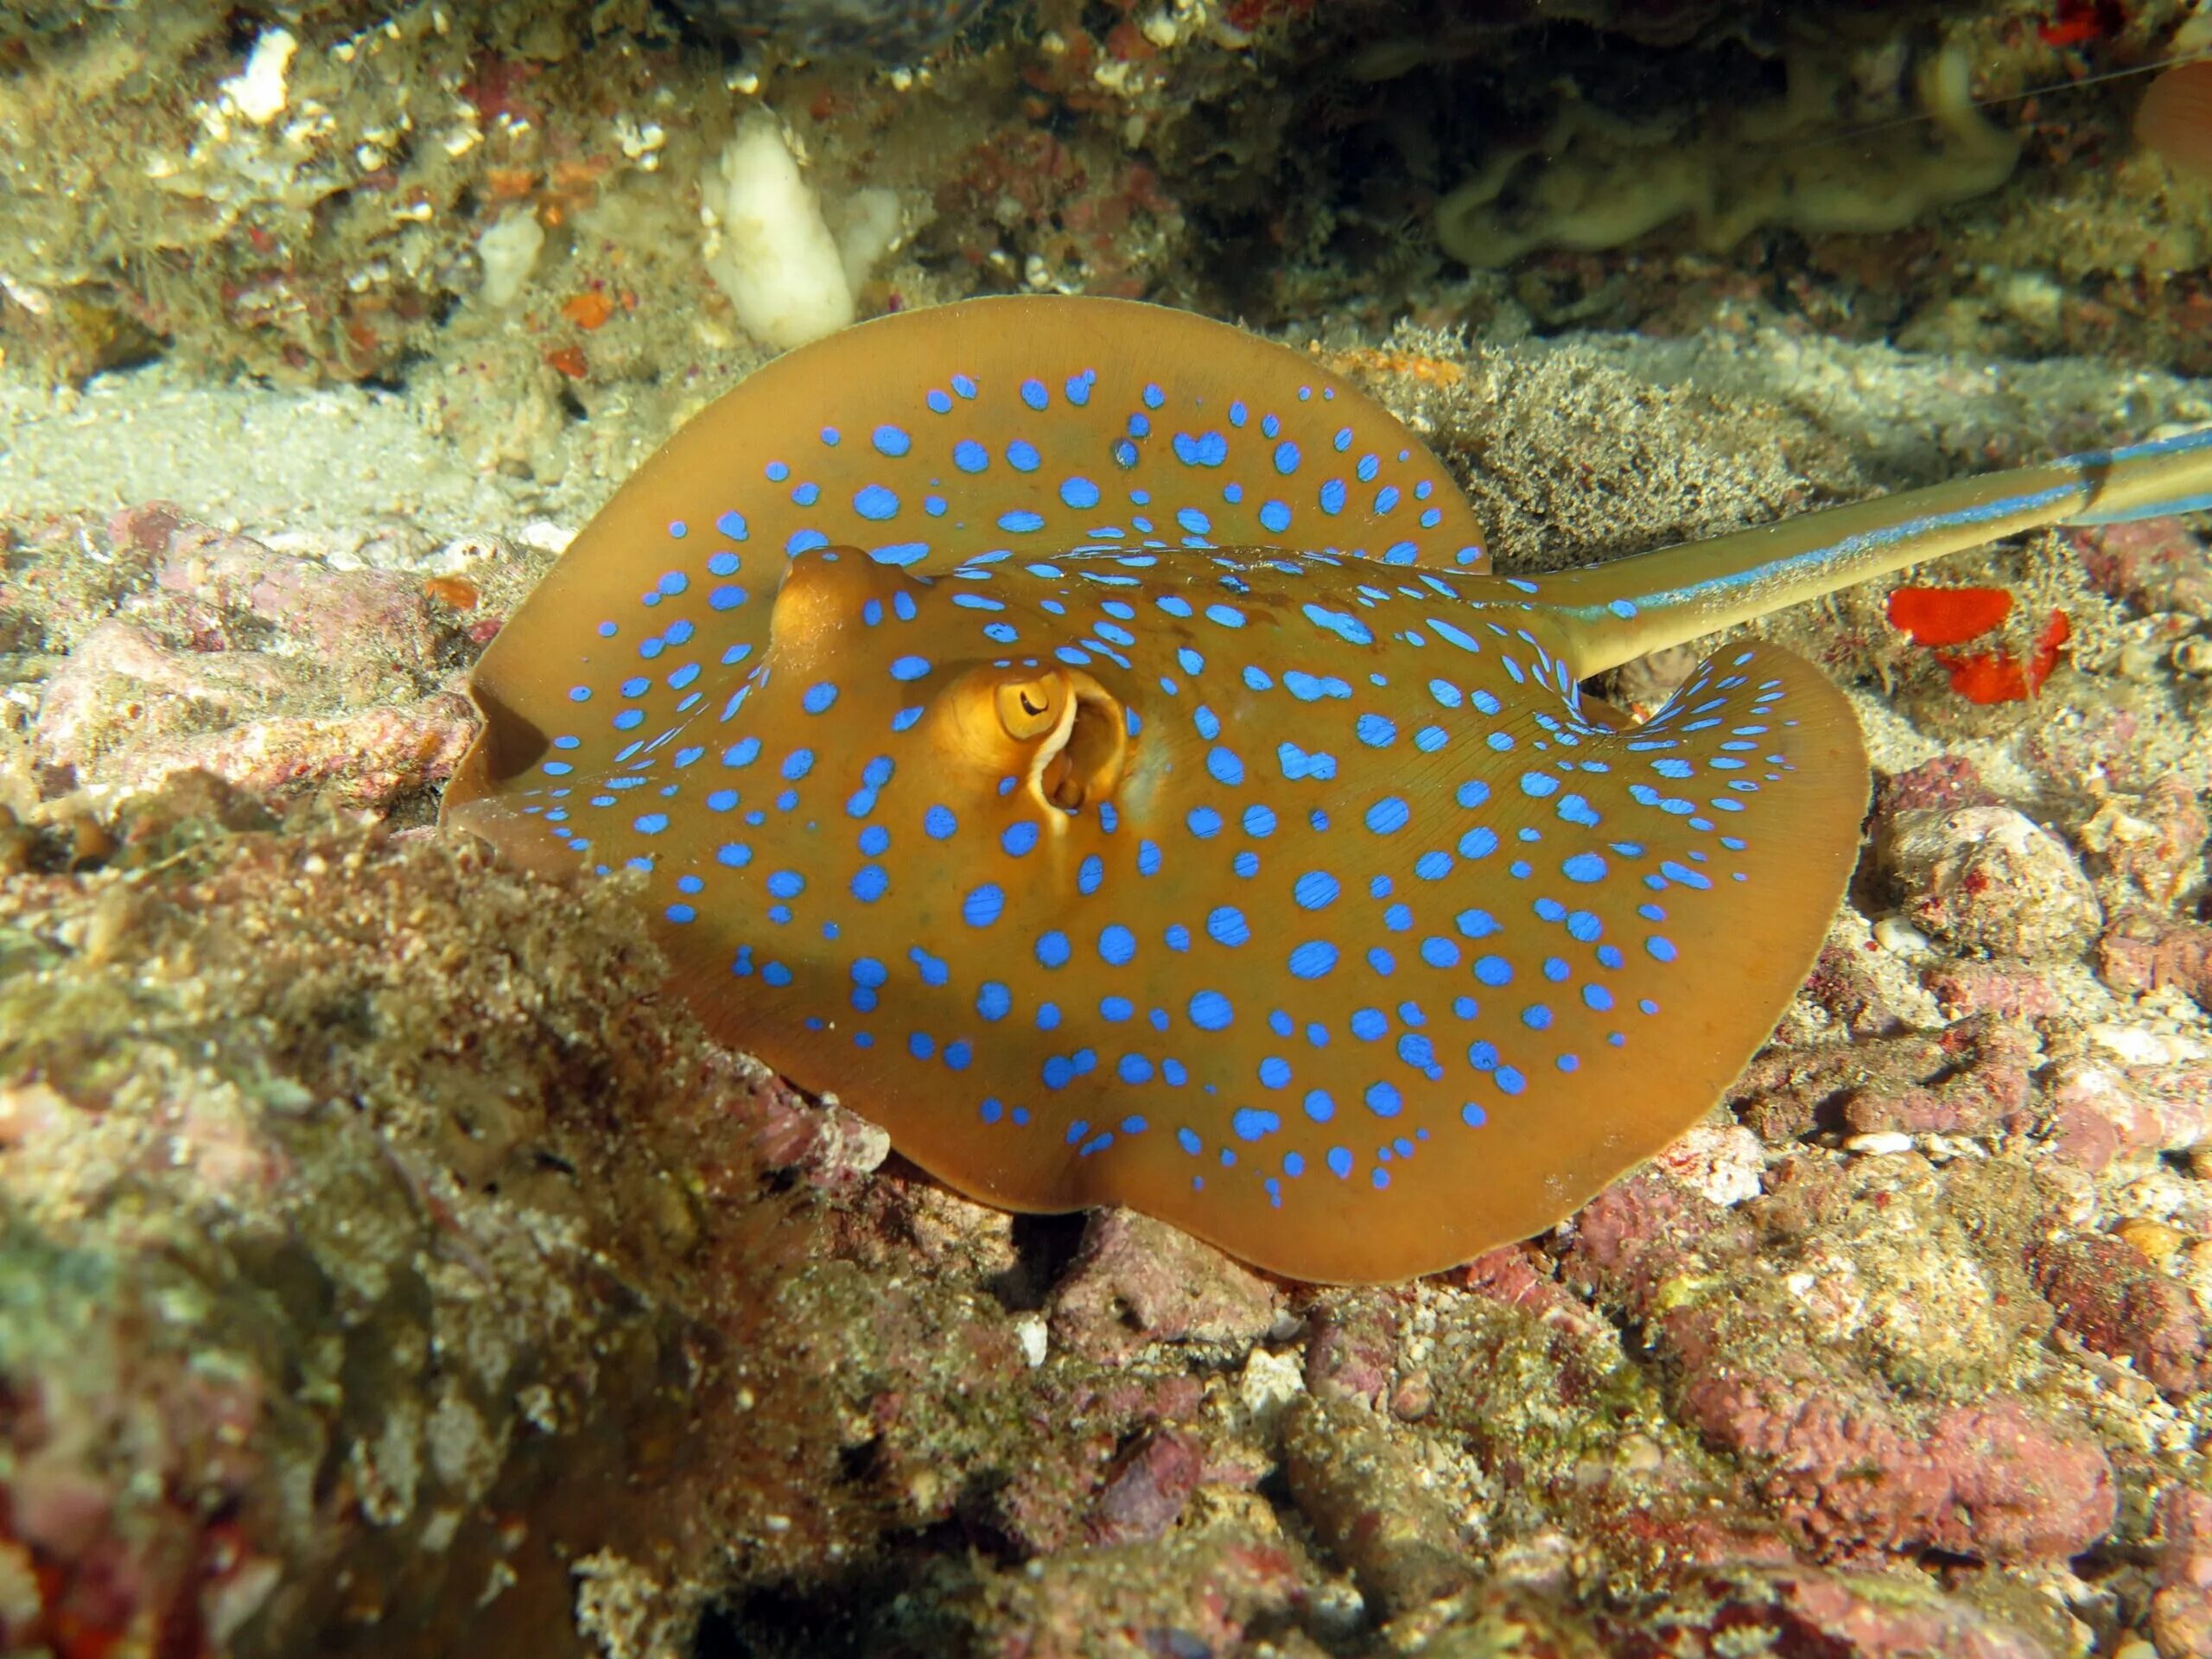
6,2,2212,1656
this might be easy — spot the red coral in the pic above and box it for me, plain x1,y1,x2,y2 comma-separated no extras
2030,1232,2209,1397
1885,584,2012,647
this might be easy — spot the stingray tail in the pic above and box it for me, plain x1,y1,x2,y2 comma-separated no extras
1537,424,2212,678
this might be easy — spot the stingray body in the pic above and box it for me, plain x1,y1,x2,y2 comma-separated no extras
447,296,2212,1282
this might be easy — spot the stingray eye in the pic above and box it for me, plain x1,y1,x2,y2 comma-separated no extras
995,677,1064,741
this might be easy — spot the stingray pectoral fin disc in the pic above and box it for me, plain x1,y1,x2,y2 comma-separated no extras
1072,637,1868,1282
443,296,1489,846
647,549,1859,1282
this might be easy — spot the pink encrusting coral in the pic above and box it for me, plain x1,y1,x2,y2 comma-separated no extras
8,62,2212,1633
29,506,475,808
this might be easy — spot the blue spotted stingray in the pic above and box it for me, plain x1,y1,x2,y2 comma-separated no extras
444,296,2212,1281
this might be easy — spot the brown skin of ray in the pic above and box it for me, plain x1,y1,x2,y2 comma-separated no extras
449,540,1871,1284
448,295,2212,1281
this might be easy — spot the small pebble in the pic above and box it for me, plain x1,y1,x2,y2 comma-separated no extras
1886,805,2103,960
1844,1131,1916,1156
518,520,576,553
2088,1023,2211,1066
1872,915,1931,955
2117,1217,2190,1263
1014,1314,1048,1369
1238,1347,1305,1428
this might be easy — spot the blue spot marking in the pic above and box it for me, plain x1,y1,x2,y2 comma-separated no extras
634,812,669,835
1357,713,1396,747
954,440,988,473
853,485,899,520
1303,603,1371,645
803,683,839,715
1099,925,1137,965
963,884,1006,926
1037,931,1071,968
1278,742,1338,782
1475,955,1513,985
1366,1081,1402,1118
1208,748,1245,786
1189,989,1234,1030
1206,906,1250,947
1364,797,1410,835
1172,430,1229,467
1288,941,1338,979
890,655,931,681
1562,852,1606,883
1233,1109,1280,1142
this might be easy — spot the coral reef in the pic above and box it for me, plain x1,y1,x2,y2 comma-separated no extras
6,0,2212,1654
667,0,1004,60
1436,42,2021,270
8,346,2212,1654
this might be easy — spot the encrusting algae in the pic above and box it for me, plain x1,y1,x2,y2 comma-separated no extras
9,4,2212,1656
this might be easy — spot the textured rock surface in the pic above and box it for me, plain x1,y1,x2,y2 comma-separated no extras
9,58,2212,1637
